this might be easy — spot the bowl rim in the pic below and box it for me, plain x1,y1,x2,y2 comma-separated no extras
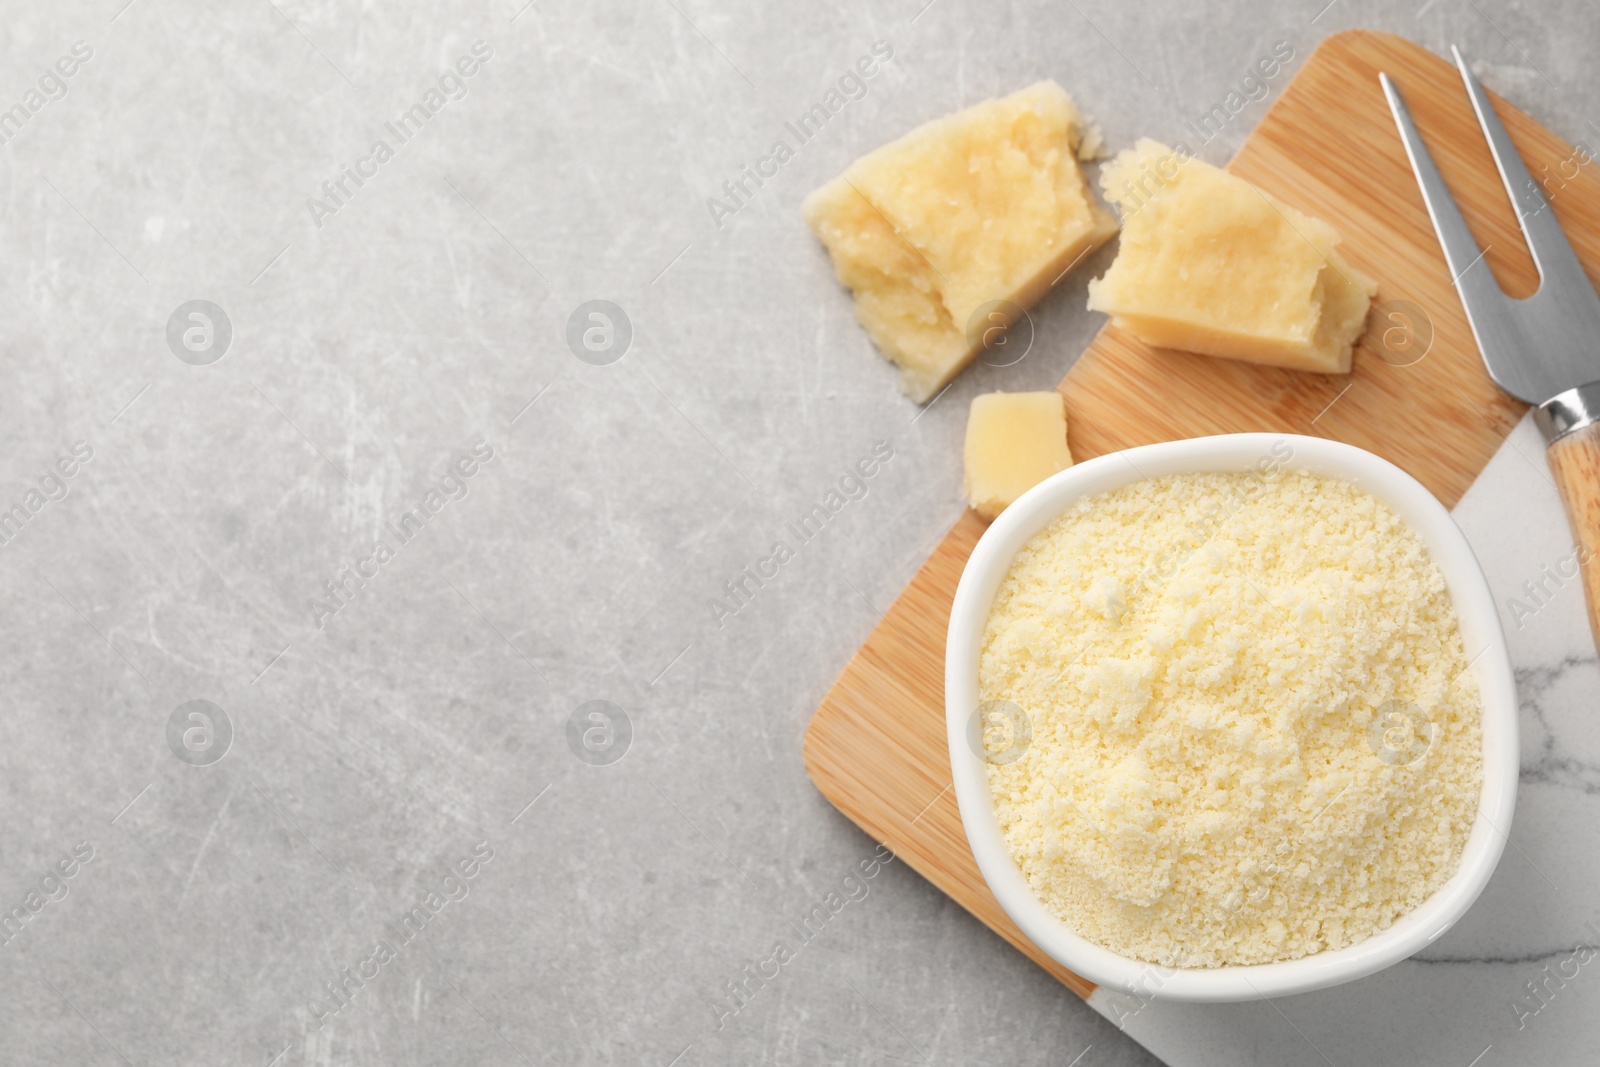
944,432,1518,1003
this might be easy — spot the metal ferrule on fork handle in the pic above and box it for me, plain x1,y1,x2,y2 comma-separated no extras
1535,380,1600,444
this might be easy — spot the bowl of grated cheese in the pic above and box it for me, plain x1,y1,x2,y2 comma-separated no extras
946,433,1517,1002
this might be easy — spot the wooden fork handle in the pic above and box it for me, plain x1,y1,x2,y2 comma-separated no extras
1540,382,1600,653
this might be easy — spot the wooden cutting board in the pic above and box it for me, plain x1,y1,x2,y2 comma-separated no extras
802,29,1600,999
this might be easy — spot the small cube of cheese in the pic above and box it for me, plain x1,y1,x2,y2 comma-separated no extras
1086,140,1377,374
804,82,1118,402
964,391,1074,519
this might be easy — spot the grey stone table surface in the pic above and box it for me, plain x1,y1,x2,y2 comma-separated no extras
1,0,1597,1065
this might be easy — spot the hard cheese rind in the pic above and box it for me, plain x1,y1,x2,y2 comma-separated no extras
963,391,1074,520
1087,140,1376,374
804,82,1118,402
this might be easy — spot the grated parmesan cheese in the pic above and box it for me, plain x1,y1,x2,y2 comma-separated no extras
979,468,1484,967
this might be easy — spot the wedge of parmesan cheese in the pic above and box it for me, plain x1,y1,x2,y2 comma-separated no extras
964,391,1074,520
1087,139,1376,374
804,82,1117,402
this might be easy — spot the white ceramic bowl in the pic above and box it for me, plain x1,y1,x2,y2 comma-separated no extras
945,433,1518,1003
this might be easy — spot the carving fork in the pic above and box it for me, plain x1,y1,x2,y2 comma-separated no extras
1383,47,1600,651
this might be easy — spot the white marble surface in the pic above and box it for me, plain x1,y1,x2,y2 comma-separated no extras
0,0,1597,1064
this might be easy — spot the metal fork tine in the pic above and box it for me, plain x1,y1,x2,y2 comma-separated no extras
1452,45,1586,284
1385,51,1600,409
1380,72,1505,310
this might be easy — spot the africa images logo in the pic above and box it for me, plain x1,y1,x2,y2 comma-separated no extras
306,440,496,628
704,41,894,229
305,42,494,229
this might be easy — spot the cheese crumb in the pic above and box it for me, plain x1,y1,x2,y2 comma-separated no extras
979,469,1483,967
